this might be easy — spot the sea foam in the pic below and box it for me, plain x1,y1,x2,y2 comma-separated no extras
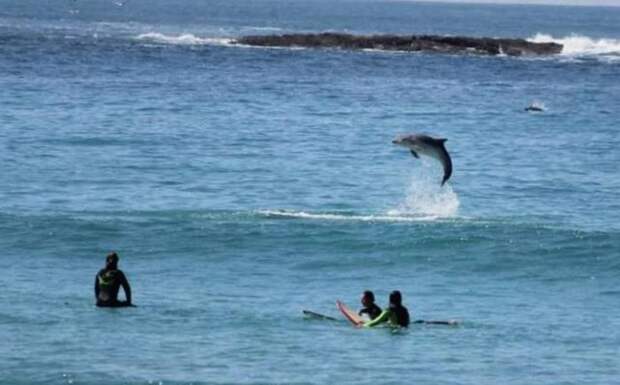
257,210,444,222
387,172,460,219
258,171,459,223
528,33,620,57
135,32,232,46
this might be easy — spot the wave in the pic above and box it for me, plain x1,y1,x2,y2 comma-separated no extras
8,209,616,237
133,32,304,51
258,172,460,223
135,32,232,46
528,33,620,59
240,26,283,32
258,184,458,223
257,210,450,222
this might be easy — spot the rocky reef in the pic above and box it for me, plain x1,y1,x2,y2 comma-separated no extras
236,33,563,56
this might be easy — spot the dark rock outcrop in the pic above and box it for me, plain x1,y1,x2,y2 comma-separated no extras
236,33,562,56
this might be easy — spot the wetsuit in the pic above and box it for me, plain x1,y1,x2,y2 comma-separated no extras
359,303,383,320
94,268,132,307
364,304,410,328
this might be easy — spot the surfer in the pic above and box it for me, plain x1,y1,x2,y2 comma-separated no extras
94,252,133,307
358,290,382,320
364,290,410,328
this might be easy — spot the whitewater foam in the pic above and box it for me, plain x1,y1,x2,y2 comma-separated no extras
135,32,233,46
387,171,460,219
257,210,444,222
528,33,620,58
258,162,460,223
240,26,283,32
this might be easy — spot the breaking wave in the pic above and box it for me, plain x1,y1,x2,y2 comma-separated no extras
258,172,460,223
135,32,232,46
528,33,620,58
257,210,447,222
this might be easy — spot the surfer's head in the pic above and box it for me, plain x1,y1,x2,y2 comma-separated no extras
361,290,375,306
389,290,402,307
106,252,119,270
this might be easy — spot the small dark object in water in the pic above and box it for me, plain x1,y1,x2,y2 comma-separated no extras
525,102,545,112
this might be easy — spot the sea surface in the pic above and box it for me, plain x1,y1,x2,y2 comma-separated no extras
1,1,619,384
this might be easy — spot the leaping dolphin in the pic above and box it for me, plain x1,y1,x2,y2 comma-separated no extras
392,134,453,186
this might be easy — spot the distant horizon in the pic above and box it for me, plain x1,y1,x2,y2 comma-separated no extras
407,0,620,6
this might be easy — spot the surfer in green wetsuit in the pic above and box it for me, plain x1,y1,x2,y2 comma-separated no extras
358,290,382,320
94,252,133,307
364,290,410,328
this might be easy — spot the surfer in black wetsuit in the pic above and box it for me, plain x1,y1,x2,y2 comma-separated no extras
364,290,410,328
358,290,382,320
94,252,133,307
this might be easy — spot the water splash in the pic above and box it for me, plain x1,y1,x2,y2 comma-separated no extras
528,33,620,58
387,168,460,219
257,168,459,222
257,210,441,222
135,32,232,46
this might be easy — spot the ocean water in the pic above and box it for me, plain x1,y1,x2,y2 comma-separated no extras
1,1,620,384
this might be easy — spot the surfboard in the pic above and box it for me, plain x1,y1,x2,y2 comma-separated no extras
413,320,459,326
302,310,338,321
336,300,364,327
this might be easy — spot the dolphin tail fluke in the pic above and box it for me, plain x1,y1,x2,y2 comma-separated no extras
441,172,451,186
439,146,453,186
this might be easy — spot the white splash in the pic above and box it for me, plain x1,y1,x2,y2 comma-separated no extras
240,26,283,32
135,32,232,46
258,161,459,222
387,169,460,219
528,33,620,57
257,210,443,222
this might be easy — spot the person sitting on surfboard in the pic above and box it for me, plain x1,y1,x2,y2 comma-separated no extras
358,290,382,320
364,290,410,328
94,252,133,307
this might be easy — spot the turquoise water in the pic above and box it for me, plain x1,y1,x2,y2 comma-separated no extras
1,1,620,384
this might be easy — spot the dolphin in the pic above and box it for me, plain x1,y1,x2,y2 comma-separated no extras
525,105,544,112
392,134,453,186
